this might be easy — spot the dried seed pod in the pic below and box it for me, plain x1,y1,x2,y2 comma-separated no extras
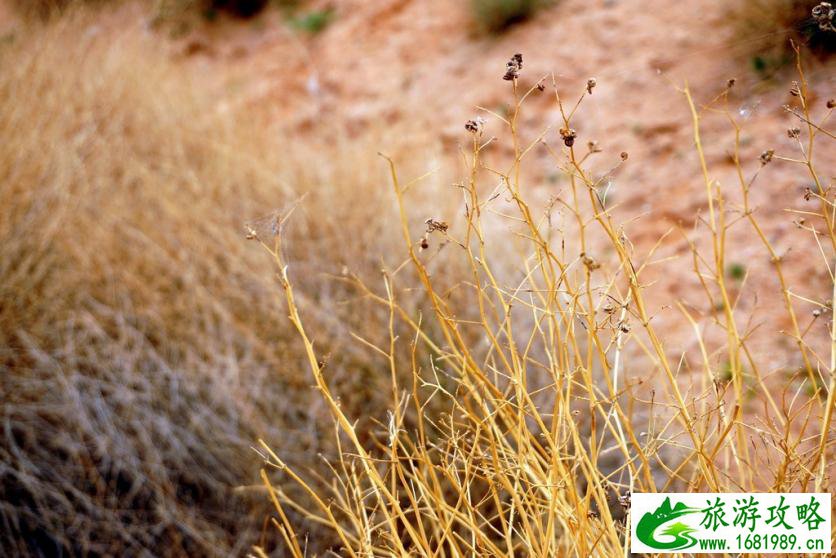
827,98,835,109
727,77,736,89
812,2,835,31
503,53,523,81
559,127,577,147
586,77,597,94
425,218,449,233
464,117,485,135
419,235,429,250
581,253,601,271
790,81,801,97
536,81,545,92
760,149,775,165
619,492,631,510
620,151,629,161
787,127,801,139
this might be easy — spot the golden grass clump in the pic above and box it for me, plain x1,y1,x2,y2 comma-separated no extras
0,14,287,556
255,55,835,556
0,11,453,556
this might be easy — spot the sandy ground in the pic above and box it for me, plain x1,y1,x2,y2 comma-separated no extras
180,0,835,382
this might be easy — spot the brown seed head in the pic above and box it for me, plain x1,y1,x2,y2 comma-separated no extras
618,492,631,510
760,149,775,165
582,254,601,271
787,127,801,139
586,78,597,94
620,151,629,161
464,117,485,135
827,98,835,109
559,127,577,147
425,218,449,234
503,53,523,81
812,2,835,31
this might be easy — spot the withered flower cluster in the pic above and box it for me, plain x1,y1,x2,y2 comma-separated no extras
812,2,835,32
503,53,523,81
464,117,485,135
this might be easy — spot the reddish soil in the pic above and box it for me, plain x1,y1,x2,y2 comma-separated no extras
187,0,835,378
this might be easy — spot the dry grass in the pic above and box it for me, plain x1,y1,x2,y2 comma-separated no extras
7,0,125,21
255,55,836,555
0,10,451,556
1,4,834,558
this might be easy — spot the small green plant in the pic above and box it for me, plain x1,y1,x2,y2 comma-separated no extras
727,262,747,280
751,54,778,77
288,8,333,34
471,0,546,33
719,361,735,383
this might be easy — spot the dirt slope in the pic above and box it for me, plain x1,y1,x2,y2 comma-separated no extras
178,0,836,374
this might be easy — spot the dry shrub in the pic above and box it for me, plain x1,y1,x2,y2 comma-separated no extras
256,59,835,555
0,11,449,556
471,0,548,33
153,0,269,21
10,0,268,22
209,0,267,17
730,0,835,76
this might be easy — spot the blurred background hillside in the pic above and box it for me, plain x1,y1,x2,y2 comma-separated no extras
0,0,833,555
